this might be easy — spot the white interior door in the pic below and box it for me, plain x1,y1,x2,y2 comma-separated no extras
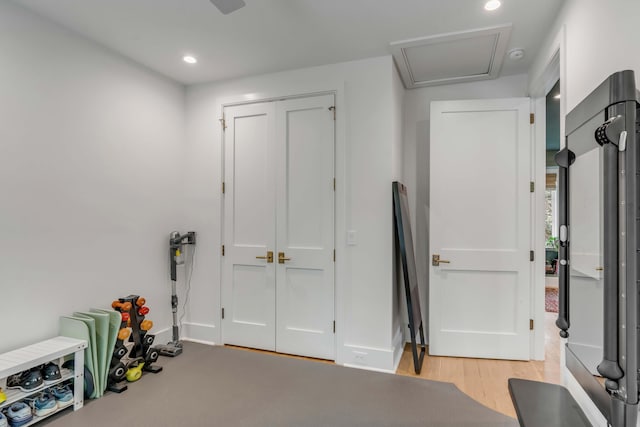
429,98,531,360
222,102,277,351
222,95,335,359
275,95,335,359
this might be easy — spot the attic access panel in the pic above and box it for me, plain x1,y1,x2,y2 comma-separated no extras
391,25,512,89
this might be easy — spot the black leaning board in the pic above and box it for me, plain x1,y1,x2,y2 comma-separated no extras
508,379,592,427
392,181,425,374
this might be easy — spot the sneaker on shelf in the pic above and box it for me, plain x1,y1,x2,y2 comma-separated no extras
42,362,62,384
0,411,8,427
6,370,43,393
0,387,6,404
25,391,57,417
50,384,73,409
5,402,33,427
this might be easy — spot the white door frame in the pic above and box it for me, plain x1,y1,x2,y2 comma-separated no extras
530,26,608,427
219,89,342,361
529,27,566,361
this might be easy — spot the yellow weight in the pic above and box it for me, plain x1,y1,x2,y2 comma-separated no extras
125,363,145,382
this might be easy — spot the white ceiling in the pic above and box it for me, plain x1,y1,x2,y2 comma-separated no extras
15,0,564,85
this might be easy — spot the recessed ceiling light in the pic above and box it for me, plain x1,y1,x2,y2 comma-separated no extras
507,48,525,60
484,0,501,11
183,55,197,64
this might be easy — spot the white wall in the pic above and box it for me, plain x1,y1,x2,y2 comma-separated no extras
392,67,405,182
391,65,405,365
0,2,185,353
184,56,403,370
530,0,640,113
402,74,529,341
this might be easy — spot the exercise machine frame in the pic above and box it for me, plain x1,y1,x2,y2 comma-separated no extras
557,70,640,427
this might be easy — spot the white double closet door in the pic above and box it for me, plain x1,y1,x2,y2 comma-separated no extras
222,94,335,360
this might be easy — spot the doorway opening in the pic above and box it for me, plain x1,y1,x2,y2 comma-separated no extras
544,79,561,313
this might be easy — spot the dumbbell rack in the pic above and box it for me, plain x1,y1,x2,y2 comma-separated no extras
108,295,161,393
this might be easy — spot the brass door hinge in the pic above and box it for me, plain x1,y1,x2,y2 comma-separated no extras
220,117,227,130
333,321,336,333
333,178,336,191
530,181,535,193
222,182,225,194
530,319,534,330
530,113,535,124
222,245,225,256
329,106,336,120
222,308,225,319
333,249,336,262
530,250,534,262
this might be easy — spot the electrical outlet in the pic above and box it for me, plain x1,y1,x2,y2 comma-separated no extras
353,350,367,364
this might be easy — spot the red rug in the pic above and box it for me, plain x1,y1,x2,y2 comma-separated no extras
545,287,558,313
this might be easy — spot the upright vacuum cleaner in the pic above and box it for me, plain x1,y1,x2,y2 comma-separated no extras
156,231,196,357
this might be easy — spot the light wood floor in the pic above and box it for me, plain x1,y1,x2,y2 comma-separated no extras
227,311,561,419
396,312,561,418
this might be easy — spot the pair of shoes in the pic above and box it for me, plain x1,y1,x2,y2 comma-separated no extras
37,362,62,384
0,412,7,427
49,384,73,409
23,384,73,414
0,387,6,404
4,402,32,427
5,370,43,393
24,390,57,417
6,362,61,393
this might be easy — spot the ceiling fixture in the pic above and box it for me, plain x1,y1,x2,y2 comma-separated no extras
210,0,246,15
391,24,512,89
484,0,501,11
183,55,198,64
507,48,525,60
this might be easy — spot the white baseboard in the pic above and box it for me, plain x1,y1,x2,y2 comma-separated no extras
392,326,404,372
342,363,396,374
152,323,218,346
545,276,559,288
342,342,400,373
182,322,217,344
183,337,217,346
152,327,171,346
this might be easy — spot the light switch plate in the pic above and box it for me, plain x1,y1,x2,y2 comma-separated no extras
347,230,357,246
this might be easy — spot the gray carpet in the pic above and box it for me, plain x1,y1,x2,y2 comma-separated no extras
42,342,518,427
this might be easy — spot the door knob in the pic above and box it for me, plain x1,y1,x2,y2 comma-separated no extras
432,254,451,266
278,252,291,264
256,251,274,263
